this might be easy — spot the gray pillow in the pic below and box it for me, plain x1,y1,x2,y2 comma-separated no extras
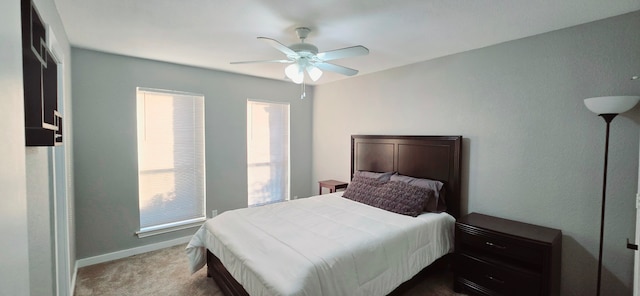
390,174,446,212
343,174,434,217
353,170,395,182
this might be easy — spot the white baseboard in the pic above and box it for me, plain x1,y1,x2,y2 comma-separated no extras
70,262,78,296
75,236,192,268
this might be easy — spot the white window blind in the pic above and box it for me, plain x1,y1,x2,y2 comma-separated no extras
247,100,290,207
136,88,205,235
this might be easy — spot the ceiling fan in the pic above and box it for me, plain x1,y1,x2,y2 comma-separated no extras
231,27,369,84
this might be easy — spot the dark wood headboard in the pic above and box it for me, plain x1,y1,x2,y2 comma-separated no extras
351,135,463,219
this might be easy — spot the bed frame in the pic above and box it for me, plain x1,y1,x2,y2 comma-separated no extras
207,135,463,295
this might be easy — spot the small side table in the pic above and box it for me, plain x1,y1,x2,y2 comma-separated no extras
318,180,348,195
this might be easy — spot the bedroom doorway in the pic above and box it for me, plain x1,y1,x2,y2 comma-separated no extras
635,192,639,295
50,31,71,296
636,141,640,296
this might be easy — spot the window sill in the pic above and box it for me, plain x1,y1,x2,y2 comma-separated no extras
136,217,206,238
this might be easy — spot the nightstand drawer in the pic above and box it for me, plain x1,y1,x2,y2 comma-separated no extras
457,253,541,296
457,224,544,266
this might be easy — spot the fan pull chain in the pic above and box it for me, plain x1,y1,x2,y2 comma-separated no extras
300,81,306,99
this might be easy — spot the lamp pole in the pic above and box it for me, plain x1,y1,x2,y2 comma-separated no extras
585,95,640,296
596,113,617,296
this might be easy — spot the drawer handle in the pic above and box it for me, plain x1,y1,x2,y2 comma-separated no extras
485,241,506,250
485,274,505,284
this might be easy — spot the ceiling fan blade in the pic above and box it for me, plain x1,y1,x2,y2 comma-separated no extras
257,37,299,58
315,62,359,76
316,46,369,61
230,59,292,65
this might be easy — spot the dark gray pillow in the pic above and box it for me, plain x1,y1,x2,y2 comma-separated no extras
353,170,394,182
342,175,434,217
390,174,446,212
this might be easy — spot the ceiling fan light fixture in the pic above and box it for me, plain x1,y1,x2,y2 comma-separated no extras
307,66,323,81
232,27,369,84
285,63,304,84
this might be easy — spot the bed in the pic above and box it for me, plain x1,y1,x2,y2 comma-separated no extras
187,135,462,296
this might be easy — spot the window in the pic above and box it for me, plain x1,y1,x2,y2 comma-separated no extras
136,88,205,237
247,100,290,206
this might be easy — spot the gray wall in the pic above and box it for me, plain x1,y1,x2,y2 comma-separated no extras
0,0,31,294
313,11,640,296
72,49,313,259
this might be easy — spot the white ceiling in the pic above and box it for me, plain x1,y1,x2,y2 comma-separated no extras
53,0,640,85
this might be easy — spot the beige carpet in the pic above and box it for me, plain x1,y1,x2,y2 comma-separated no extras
74,244,465,296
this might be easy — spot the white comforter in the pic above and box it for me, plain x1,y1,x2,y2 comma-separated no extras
186,192,455,296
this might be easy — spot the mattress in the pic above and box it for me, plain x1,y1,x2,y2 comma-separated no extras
186,192,455,296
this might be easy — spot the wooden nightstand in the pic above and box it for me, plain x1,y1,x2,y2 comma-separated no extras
454,213,561,296
318,180,348,195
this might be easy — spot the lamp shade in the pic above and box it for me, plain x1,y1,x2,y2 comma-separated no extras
285,63,304,84
306,66,323,81
584,96,640,115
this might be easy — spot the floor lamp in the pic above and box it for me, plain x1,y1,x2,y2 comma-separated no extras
584,95,640,296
